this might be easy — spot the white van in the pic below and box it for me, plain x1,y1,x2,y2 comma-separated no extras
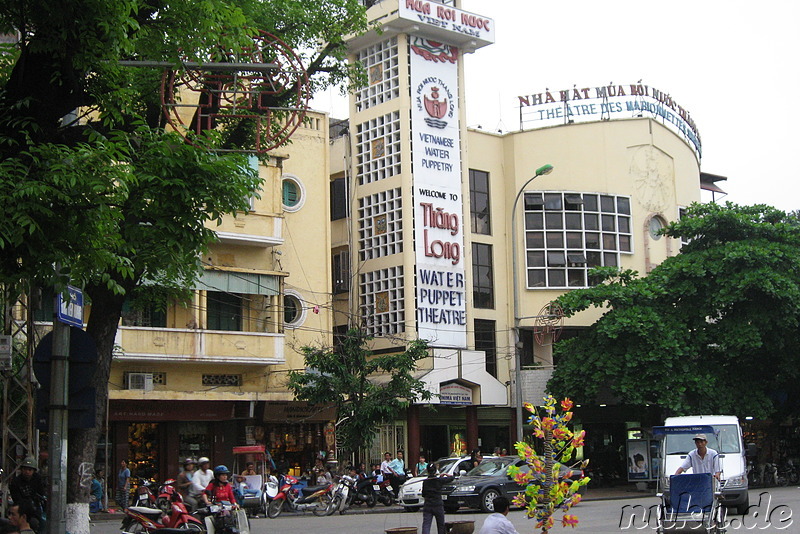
660,415,749,514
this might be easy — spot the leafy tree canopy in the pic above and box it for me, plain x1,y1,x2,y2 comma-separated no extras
548,203,800,419
287,329,433,461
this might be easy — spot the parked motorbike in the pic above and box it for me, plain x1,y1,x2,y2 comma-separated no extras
778,460,799,486
371,474,395,507
347,474,377,508
331,475,354,515
265,475,336,518
156,479,178,514
131,478,158,508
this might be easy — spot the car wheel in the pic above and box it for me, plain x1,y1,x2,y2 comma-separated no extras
736,494,750,516
480,489,501,513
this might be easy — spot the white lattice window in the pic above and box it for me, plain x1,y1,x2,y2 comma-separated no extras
202,374,242,387
355,37,399,111
360,267,405,336
356,112,402,185
523,192,633,289
358,188,403,260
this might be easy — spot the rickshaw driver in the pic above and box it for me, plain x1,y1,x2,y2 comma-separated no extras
674,433,722,479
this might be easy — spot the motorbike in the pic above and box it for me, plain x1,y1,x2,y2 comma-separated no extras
265,475,336,518
156,479,178,514
198,502,250,534
778,460,799,486
120,488,204,532
346,474,377,508
371,474,395,507
132,478,158,508
331,475,354,515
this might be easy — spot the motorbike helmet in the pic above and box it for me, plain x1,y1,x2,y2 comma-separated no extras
213,465,230,478
21,457,38,470
198,456,210,465
183,457,196,466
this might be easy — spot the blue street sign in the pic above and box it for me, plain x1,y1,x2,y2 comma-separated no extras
56,285,84,327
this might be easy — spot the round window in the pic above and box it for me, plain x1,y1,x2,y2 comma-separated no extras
282,176,304,211
649,216,664,240
284,293,305,327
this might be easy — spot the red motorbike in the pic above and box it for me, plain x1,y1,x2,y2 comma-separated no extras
265,475,336,518
120,483,204,532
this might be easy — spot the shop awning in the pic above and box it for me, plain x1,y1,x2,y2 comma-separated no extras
195,270,280,296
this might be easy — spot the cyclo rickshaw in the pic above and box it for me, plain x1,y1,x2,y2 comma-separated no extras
231,445,273,517
653,425,727,534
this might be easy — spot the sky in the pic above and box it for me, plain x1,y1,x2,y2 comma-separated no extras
312,0,800,211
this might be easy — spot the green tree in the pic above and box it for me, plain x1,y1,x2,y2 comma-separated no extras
0,0,368,527
287,328,433,462
549,203,800,419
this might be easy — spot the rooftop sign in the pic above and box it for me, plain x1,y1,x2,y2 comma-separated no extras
518,83,702,158
399,1,495,49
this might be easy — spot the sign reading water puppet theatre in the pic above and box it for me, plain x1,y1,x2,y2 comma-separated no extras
411,35,466,349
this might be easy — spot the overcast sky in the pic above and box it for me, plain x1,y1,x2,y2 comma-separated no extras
312,0,800,211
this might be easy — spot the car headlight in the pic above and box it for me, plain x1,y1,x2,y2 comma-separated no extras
452,485,475,494
724,474,746,488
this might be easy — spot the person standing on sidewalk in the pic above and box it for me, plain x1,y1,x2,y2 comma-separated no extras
421,463,453,534
116,460,131,511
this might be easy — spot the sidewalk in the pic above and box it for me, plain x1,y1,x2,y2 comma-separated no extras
91,484,655,523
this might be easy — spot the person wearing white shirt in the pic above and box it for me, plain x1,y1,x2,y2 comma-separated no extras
193,457,214,495
479,496,519,534
674,434,721,479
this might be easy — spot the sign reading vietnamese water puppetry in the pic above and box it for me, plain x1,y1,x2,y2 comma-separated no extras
410,36,467,349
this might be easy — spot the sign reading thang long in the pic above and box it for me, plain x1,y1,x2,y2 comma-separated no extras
411,36,466,349
518,83,702,158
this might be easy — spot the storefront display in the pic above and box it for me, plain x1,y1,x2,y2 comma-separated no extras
129,422,159,480
178,422,210,461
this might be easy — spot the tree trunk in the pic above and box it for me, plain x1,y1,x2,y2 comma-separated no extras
64,283,125,533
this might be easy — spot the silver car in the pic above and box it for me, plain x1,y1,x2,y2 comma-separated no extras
398,456,495,511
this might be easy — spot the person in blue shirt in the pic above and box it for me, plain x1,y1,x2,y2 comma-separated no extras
90,471,104,513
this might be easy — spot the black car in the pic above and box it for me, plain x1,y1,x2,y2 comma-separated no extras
440,456,582,513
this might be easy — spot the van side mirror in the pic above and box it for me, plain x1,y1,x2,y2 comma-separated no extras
458,470,466,477
746,443,758,458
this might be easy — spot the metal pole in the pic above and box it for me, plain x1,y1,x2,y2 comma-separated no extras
511,165,554,443
47,306,69,534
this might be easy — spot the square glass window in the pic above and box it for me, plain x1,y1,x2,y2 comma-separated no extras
546,232,564,248
565,212,582,229
525,212,543,230
469,169,491,235
584,213,599,230
526,231,544,248
528,269,546,287
618,216,630,234
547,251,566,266
617,196,631,215
564,194,583,210
603,252,618,267
548,269,566,287
545,212,563,229
600,195,615,212
585,232,601,249
619,234,631,252
602,214,616,231
568,269,585,287
587,251,602,267
524,193,544,210
566,232,583,248
603,233,617,250
583,194,598,211
527,251,545,267
567,252,587,265
544,193,563,211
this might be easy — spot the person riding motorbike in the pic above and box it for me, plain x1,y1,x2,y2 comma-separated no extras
175,457,199,511
8,457,45,532
201,465,237,506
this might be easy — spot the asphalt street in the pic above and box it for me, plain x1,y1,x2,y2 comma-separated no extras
90,486,800,533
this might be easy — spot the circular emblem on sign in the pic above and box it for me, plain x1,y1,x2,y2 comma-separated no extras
416,78,454,129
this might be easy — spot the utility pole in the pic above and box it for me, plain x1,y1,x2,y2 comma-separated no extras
47,284,72,534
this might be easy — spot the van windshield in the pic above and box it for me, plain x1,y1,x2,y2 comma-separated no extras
664,424,741,455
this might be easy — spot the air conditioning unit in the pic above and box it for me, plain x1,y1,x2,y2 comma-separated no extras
127,372,154,391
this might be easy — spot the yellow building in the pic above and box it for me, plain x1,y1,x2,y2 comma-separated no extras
332,0,712,468
106,112,335,478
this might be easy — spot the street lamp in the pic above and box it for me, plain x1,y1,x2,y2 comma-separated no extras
511,163,554,443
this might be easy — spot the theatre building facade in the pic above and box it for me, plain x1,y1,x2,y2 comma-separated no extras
330,0,710,472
